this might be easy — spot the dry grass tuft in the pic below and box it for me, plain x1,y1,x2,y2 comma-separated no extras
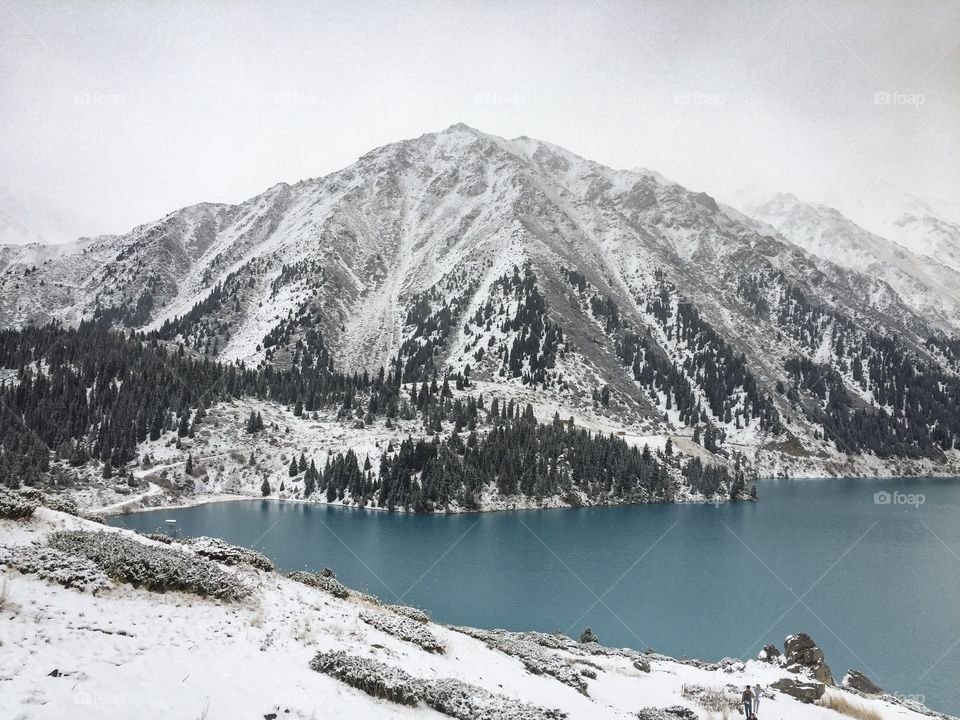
817,691,883,720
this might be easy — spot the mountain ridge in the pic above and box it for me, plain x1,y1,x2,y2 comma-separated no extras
2,124,960,492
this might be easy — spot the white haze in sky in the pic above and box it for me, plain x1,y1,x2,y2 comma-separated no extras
0,0,958,243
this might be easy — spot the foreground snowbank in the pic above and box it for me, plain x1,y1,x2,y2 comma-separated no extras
0,506,950,720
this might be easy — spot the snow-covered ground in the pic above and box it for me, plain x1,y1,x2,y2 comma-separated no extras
59,389,960,519
0,506,949,720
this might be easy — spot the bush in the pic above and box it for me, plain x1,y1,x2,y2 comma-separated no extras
681,684,738,712
452,627,587,694
182,536,274,571
0,544,112,593
360,610,445,653
17,488,79,515
0,487,37,520
636,708,697,720
288,570,350,599
144,533,175,544
48,531,248,601
386,603,430,623
422,677,567,720
309,651,420,706
308,652,568,719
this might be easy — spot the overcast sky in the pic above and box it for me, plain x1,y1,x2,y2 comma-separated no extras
1,0,958,241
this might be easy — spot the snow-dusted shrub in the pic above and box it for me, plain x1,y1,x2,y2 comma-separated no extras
288,570,350,598
308,652,568,719
636,707,697,720
514,631,574,650
0,544,112,593
360,610,445,653
421,677,567,720
0,487,37,520
17,488,79,516
182,536,274,571
352,589,381,605
48,531,247,601
144,533,175,544
452,627,587,694
309,651,421,706
680,684,738,712
386,603,430,623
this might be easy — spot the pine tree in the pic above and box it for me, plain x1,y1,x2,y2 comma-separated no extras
261,478,271,496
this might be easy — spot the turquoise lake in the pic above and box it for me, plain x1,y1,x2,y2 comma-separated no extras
109,477,960,715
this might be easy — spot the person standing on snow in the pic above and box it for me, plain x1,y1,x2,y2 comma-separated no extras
741,685,753,717
753,683,763,713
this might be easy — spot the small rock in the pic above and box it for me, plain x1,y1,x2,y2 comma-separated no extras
633,657,651,672
759,643,781,662
47,669,61,677
842,669,882,695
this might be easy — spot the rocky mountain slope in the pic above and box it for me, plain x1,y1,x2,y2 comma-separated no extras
2,124,960,493
746,193,960,333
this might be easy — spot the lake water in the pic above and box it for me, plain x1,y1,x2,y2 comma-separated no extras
109,477,960,715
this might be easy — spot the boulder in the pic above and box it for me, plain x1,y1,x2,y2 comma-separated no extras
633,657,651,673
783,633,834,685
758,644,782,663
770,678,826,703
842,669,882,695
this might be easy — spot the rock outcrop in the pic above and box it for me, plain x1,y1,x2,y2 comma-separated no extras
842,669,883,695
758,643,781,663
783,633,834,685
770,677,826,703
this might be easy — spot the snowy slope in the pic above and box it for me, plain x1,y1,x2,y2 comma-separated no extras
746,193,960,332
0,507,950,720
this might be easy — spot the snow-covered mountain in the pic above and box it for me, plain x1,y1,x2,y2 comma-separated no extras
3,124,960,479
746,193,960,333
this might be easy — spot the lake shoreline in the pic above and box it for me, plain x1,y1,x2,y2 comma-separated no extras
96,473,959,517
